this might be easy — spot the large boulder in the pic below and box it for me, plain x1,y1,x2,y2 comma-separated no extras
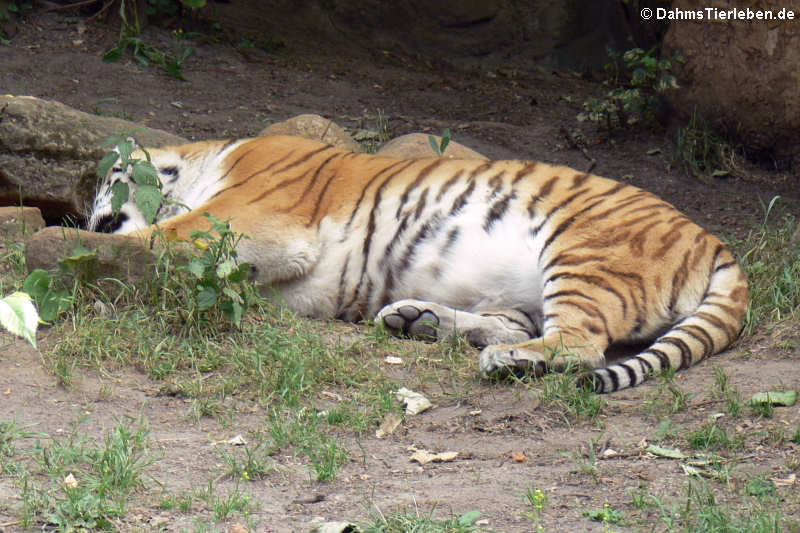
207,0,641,71
25,226,162,284
260,114,361,152
0,95,186,223
663,0,800,169
376,133,487,160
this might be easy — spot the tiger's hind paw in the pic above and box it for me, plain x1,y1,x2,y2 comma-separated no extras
479,344,546,377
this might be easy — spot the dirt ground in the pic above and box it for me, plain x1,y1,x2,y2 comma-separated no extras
1,11,799,533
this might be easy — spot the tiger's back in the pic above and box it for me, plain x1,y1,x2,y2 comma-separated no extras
89,135,749,392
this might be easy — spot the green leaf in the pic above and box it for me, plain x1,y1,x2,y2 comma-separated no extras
645,444,686,459
457,510,481,526
216,258,237,279
102,46,124,63
23,269,52,300
750,391,797,407
132,160,159,186
196,286,218,310
428,134,440,155
439,128,451,154
134,184,163,225
38,290,72,323
0,292,39,347
227,263,252,283
58,246,98,273
97,151,121,178
180,0,206,7
111,180,129,214
187,259,206,279
117,139,133,163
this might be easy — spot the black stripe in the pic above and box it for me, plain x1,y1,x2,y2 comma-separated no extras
483,192,515,232
448,179,476,216
675,324,714,357
512,162,538,184
435,169,465,201
658,336,693,369
395,159,446,218
643,348,671,370
620,362,638,387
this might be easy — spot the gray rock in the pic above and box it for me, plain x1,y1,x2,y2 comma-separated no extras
25,226,162,284
664,1,800,169
0,95,186,222
0,206,45,242
260,114,361,152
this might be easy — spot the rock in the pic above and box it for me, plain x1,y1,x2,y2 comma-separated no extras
376,133,487,160
207,1,637,71
260,114,361,152
0,95,187,223
663,0,800,169
0,206,45,242
25,226,162,284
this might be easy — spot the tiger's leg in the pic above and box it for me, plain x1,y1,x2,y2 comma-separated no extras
375,299,536,346
479,329,608,377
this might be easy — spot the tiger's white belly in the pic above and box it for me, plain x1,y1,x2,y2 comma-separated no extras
275,200,546,323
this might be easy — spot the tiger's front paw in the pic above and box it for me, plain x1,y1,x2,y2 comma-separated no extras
479,344,546,377
376,300,441,341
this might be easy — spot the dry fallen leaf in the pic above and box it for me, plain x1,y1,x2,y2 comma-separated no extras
396,387,432,415
510,451,527,463
409,446,458,465
771,473,797,487
229,523,249,533
375,412,402,438
384,356,403,365
63,473,78,489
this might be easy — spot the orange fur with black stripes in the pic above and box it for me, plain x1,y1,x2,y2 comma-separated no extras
88,135,748,392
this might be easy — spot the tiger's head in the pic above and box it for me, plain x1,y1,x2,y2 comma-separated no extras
87,142,190,234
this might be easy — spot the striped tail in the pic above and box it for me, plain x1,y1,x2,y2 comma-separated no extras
592,247,749,393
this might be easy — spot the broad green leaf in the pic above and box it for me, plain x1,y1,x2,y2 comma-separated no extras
458,510,481,526
645,444,686,459
132,160,159,186
58,246,98,273
38,290,72,323
97,151,120,178
134,184,163,224
196,286,218,310
227,263,252,283
187,259,206,279
0,292,39,347
750,391,797,407
216,258,236,279
117,139,133,163
111,180,129,214
23,269,52,300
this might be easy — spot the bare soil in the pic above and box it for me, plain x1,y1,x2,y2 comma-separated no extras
1,12,799,533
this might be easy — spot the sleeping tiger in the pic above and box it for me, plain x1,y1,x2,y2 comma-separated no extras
87,135,748,393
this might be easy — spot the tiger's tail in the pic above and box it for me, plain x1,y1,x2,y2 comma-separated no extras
591,247,748,393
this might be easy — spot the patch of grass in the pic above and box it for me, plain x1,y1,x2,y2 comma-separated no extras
644,372,692,418
219,438,274,481
363,507,482,533
687,422,744,452
735,198,800,336
537,366,605,422
674,111,739,182
10,416,158,530
713,367,743,417
658,480,788,533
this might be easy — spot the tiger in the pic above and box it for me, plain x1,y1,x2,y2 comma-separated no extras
87,134,749,393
